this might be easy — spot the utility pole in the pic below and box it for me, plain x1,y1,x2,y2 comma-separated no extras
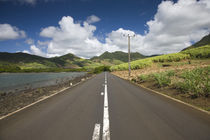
128,35,131,77
124,34,135,78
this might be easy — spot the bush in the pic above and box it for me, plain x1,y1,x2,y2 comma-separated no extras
137,74,152,83
152,70,175,87
153,73,171,88
175,66,210,97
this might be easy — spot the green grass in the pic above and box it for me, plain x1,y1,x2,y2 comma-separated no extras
19,62,50,69
110,59,153,71
153,70,175,88
0,62,21,72
181,45,210,58
134,70,175,88
175,66,210,98
111,45,210,71
132,67,210,98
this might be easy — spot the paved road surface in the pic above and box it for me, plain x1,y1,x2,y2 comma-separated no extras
0,72,210,140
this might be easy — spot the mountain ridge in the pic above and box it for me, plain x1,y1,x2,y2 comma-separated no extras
0,51,145,71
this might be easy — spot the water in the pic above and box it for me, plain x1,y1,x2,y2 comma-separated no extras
0,72,86,93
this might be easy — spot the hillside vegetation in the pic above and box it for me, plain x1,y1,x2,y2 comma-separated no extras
0,52,103,72
111,45,210,71
0,51,146,72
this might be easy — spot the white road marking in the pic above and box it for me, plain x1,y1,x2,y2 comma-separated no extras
102,72,110,140
92,123,101,140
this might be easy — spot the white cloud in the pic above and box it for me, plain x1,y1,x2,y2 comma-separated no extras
0,24,26,41
0,0,56,5
37,40,49,46
39,16,104,58
86,15,101,24
142,0,210,54
105,0,210,55
104,28,146,53
26,0,210,58
22,50,30,54
25,38,34,45
30,45,46,57
0,0,36,4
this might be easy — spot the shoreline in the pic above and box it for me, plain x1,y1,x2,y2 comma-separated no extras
0,73,93,118
0,72,87,93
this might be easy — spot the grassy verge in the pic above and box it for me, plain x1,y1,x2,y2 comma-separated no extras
130,66,210,111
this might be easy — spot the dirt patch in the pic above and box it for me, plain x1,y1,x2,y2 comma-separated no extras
0,73,93,118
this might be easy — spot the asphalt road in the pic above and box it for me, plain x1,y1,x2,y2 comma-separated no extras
0,72,210,140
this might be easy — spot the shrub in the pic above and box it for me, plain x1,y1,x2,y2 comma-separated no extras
175,66,210,97
137,74,151,83
153,73,171,88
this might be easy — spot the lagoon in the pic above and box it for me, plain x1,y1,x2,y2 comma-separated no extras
0,72,86,92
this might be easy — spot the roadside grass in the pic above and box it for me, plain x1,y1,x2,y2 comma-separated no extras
175,67,210,98
153,70,175,88
132,66,210,99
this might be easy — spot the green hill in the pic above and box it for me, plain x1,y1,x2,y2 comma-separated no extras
91,51,146,65
0,52,102,72
0,52,50,64
182,33,210,51
0,52,57,69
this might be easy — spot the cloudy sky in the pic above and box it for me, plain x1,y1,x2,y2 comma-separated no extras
0,0,210,58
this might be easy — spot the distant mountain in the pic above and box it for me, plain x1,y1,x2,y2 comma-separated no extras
0,51,146,71
91,51,146,65
0,52,48,63
49,53,82,68
0,52,57,67
182,33,210,51
0,52,101,71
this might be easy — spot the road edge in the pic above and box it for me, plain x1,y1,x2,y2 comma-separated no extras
0,75,96,120
111,73,210,115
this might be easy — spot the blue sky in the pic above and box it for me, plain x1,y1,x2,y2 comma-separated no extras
0,0,210,58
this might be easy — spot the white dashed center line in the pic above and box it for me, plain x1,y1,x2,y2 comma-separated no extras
92,72,110,140
92,123,101,140
102,72,110,140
